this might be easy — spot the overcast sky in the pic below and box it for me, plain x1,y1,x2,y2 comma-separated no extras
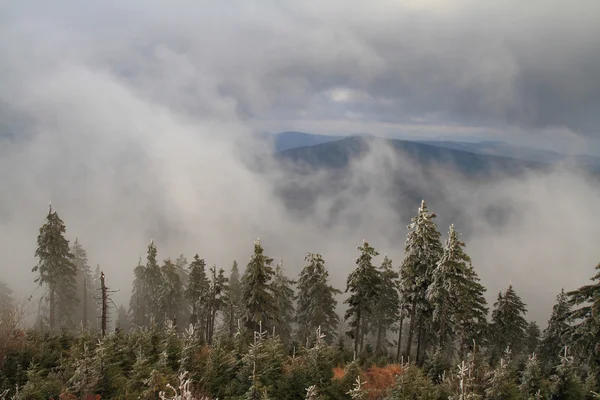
2,0,600,150
1,1,600,325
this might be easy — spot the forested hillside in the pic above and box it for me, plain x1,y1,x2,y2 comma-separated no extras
1,202,598,400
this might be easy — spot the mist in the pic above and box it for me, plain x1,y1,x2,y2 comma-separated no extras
1,0,600,327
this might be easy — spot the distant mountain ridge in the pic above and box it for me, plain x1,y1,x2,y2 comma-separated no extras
271,131,600,171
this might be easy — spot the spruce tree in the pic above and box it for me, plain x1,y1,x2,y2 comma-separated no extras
491,285,528,358
144,240,162,322
226,260,243,338
344,240,381,356
373,255,400,355
525,321,541,355
32,206,78,330
116,305,130,333
0,281,13,310
72,239,94,329
207,265,228,344
454,260,489,357
158,258,184,325
540,288,571,369
426,224,470,350
296,253,341,345
519,354,544,400
174,254,190,325
566,262,600,368
272,260,295,344
549,347,584,400
185,254,211,337
129,257,147,327
242,239,278,333
399,200,442,360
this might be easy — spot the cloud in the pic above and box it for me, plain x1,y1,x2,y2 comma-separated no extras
1,0,599,327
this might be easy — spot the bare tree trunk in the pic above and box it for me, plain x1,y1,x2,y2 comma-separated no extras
415,317,423,365
375,323,383,355
83,278,88,328
404,298,417,360
49,288,56,330
354,308,361,357
100,272,108,337
396,316,404,362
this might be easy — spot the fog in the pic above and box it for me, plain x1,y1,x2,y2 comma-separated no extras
1,0,600,326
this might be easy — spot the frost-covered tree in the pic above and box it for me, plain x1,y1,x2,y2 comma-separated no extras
519,354,544,400
491,285,528,358
145,240,162,322
525,321,541,355
33,206,78,330
116,304,130,332
272,260,295,344
174,254,190,325
484,348,520,400
159,259,184,325
566,262,600,368
549,347,584,400
296,253,341,345
225,260,243,338
206,265,228,344
344,240,381,356
426,224,470,350
399,200,442,360
242,239,278,334
454,262,488,357
0,281,13,311
540,288,571,369
185,254,210,337
373,255,400,355
72,239,94,329
129,257,147,327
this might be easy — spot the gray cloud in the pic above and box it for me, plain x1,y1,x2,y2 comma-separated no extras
1,1,600,326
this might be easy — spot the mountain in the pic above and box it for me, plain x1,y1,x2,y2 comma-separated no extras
272,131,345,152
268,135,600,238
277,136,546,176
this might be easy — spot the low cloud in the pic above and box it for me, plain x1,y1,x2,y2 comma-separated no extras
1,1,599,326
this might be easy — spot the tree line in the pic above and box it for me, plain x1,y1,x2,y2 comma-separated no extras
0,200,598,399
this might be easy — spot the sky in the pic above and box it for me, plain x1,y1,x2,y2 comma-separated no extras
1,0,600,326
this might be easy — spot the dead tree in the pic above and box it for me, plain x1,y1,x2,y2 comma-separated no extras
95,271,119,337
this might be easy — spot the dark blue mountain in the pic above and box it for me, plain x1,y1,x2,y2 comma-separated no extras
272,131,344,152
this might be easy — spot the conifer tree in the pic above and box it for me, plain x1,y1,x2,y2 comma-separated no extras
519,354,544,400
296,253,341,345
540,288,571,368
207,265,228,344
158,258,184,325
549,347,584,400
525,321,541,355
242,239,278,333
0,281,13,310
174,254,190,325
484,348,520,400
426,224,470,350
185,254,210,337
399,200,442,360
566,262,600,367
32,206,78,330
145,240,162,322
129,257,147,327
344,240,381,356
272,260,295,344
72,239,94,329
491,285,528,358
116,304,130,332
226,260,243,338
373,255,400,355
454,261,489,357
